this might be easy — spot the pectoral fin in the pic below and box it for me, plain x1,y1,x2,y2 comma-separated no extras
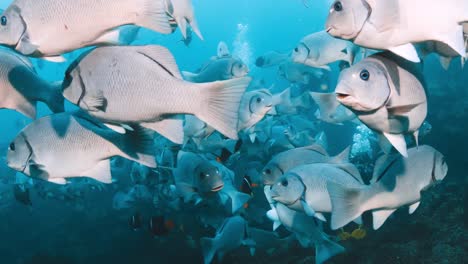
383,132,408,157
388,44,420,63
81,159,112,184
409,201,420,214
372,209,396,230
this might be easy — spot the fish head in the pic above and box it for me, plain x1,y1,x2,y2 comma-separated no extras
335,60,390,112
270,174,303,205
292,43,315,64
248,90,274,117
326,0,370,40
194,162,224,193
433,151,448,182
231,60,249,78
0,7,27,48
6,133,33,175
217,41,230,58
262,162,283,185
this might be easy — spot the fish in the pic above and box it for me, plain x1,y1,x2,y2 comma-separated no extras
174,151,225,203
238,88,290,132
129,212,143,231
262,145,349,186
62,45,251,143
13,184,32,206
182,57,249,83
327,145,448,230
149,215,175,237
292,31,359,70
0,0,173,60
0,47,64,119
200,216,255,264
335,53,427,157
325,0,468,62
164,0,203,40
6,112,156,185
255,51,290,68
278,61,326,85
270,162,363,222
266,199,345,264
310,92,357,125
217,41,231,58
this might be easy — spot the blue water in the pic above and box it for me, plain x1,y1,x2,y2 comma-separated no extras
0,0,467,263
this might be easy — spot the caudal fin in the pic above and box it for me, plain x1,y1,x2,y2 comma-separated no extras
121,126,157,168
137,0,173,34
196,77,251,140
315,235,346,264
46,82,65,114
200,237,216,264
327,182,366,230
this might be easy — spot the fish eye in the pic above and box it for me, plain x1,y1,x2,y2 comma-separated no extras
281,179,288,187
294,47,299,52
256,97,262,103
199,172,206,179
333,1,343,12
1,16,6,26
9,142,15,151
360,69,370,81
264,169,271,175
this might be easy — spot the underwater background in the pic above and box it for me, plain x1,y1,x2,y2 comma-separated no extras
0,0,466,263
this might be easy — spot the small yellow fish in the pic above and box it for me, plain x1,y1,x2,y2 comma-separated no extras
337,230,352,241
351,227,367,240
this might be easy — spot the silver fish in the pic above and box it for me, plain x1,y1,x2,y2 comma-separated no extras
62,45,250,143
183,57,249,83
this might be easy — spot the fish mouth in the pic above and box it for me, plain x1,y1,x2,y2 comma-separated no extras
336,93,350,101
326,27,332,33
211,184,224,192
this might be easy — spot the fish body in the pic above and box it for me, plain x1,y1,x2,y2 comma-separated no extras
326,0,468,62
335,53,427,157
6,112,156,184
183,57,249,83
0,48,64,118
200,216,255,264
292,31,358,70
0,0,173,58
270,163,363,220
62,45,250,143
255,51,290,68
328,145,448,230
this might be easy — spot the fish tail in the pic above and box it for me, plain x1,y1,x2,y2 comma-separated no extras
121,126,157,168
315,233,346,264
200,237,216,264
327,181,367,230
46,81,65,114
137,0,173,34
195,77,251,140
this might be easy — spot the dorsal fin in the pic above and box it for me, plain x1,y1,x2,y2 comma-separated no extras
134,45,183,79
370,152,400,184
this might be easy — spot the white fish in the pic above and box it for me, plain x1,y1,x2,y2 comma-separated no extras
6,112,156,185
0,0,173,60
310,92,357,125
62,45,251,143
292,31,359,70
165,0,203,40
200,216,255,264
182,57,249,83
335,53,427,157
217,41,231,58
326,0,468,62
328,145,448,230
270,163,363,222
0,48,64,119
262,145,349,185
278,61,326,85
183,115,215,145
238,88,290,132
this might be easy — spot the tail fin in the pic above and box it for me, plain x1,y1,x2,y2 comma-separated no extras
327,182,366,230
121,126,157,168
138,0,173,34
46,82,65,113
182,71,199,82
200,237,216,264
195,77,251,140
315,235,346,264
